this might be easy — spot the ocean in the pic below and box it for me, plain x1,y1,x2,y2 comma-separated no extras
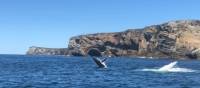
0,54,200,88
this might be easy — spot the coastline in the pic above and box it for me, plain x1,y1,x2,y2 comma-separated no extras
26,20,200,60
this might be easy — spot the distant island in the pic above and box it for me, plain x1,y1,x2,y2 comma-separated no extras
27,20,200,59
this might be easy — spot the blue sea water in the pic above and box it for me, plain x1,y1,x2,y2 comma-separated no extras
0,55,200,88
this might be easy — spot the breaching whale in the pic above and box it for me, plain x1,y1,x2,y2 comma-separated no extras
88,48,108,68
92,57,107,68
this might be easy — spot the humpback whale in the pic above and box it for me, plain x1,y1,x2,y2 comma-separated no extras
92,57,107,68
88,48,108,68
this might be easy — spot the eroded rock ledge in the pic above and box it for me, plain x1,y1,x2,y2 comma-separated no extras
27,20,200,59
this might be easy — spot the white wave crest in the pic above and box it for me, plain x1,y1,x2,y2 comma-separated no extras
140,61,196,73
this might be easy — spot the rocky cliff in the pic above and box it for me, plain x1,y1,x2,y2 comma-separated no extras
27,20,200,59
27,46,69,55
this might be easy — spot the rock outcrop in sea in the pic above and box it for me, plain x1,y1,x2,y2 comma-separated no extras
27,20,200,59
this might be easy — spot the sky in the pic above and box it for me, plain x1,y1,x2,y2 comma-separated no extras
0,0,200,54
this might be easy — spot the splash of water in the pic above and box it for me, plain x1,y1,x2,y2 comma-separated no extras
141,61,196,73
158,61,178,71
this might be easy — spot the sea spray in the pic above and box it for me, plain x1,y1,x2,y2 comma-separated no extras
158,61,178,71
140,61,196,73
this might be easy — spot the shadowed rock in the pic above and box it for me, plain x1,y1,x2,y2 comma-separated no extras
87,48,102,57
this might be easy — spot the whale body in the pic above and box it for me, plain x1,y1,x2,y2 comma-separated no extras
92,57,107,68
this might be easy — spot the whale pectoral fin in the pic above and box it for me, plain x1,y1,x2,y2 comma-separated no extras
102,58,108,62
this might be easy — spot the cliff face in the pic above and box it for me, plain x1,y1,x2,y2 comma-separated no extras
68,20,200,59
27,46,86,56
27,20,200,59
27,46,69,55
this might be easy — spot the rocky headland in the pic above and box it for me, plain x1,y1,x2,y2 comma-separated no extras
27,20,200,59
26,46,69,55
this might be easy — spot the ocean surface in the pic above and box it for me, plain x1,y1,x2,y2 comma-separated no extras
0,55,200,88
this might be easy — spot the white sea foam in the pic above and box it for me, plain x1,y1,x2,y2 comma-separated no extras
140,61,196,73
